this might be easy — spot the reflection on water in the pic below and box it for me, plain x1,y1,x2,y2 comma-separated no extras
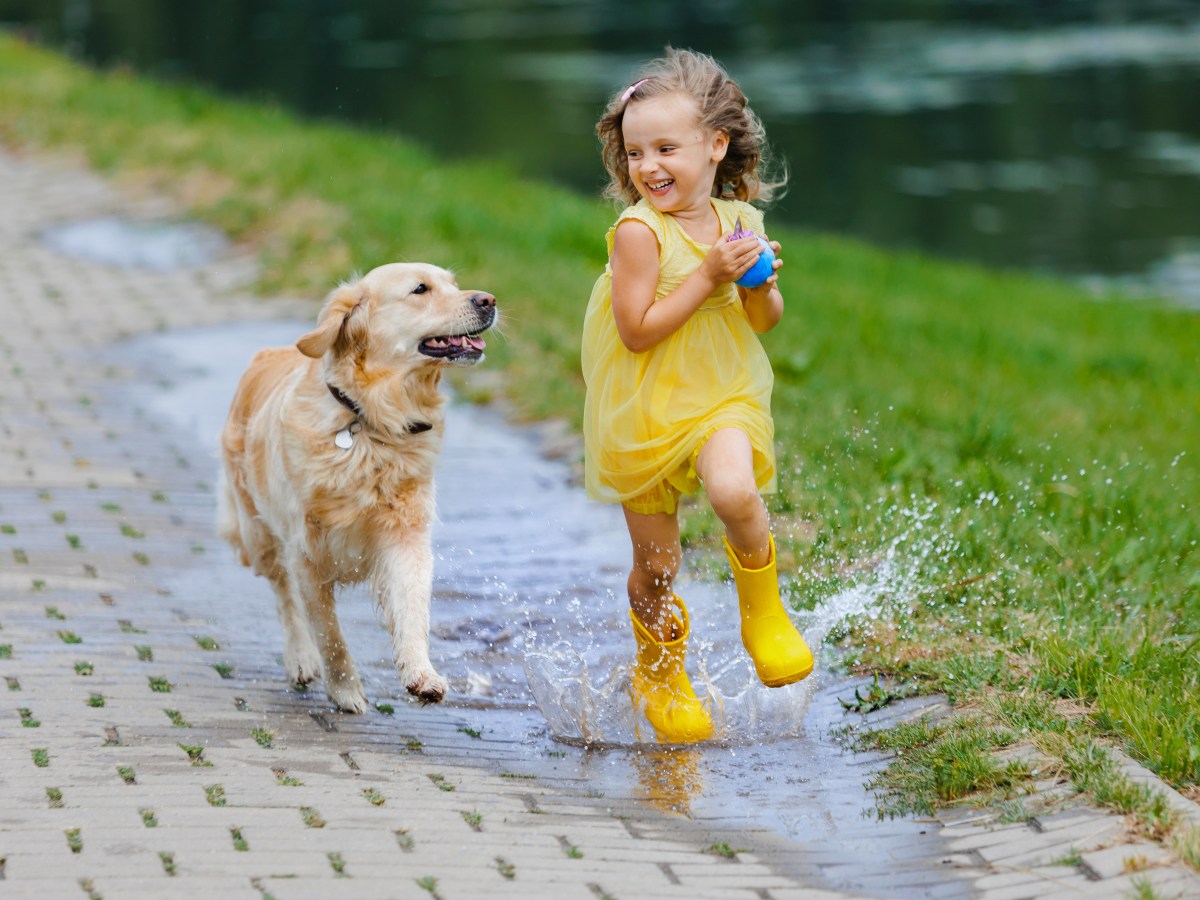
632,747,703,817
8,0,1200,299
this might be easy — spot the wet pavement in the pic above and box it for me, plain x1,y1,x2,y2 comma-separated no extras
2,146,1199,899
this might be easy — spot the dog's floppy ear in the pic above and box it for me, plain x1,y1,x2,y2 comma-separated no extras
296,284,370,359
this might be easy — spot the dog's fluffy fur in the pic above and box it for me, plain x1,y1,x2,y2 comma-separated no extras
218,263,496,712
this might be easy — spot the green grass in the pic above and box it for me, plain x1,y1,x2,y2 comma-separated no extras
0,31,1196,819
850,716,1032,819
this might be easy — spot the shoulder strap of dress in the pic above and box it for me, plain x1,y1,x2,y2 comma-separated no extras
606,201,665,255
716,197,765,235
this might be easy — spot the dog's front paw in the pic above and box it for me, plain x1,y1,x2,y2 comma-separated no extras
285,646,323,688
405,668,448,705
326,675,369,714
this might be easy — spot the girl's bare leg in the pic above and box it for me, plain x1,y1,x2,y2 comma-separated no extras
621,505,682,642
695,428,771,568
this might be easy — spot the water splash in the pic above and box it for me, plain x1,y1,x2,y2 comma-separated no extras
521,496,951,746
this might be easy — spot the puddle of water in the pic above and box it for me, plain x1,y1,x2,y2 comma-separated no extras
112,319,953,887
42,216,229,271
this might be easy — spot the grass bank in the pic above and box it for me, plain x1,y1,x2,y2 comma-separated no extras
2,33,1196,831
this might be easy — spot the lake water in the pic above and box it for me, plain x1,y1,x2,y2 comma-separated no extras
7,0,1200,303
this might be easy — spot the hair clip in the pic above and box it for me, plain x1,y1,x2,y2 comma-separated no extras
620,79,648,104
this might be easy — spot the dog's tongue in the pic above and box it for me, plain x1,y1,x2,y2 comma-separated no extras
464,336,486,351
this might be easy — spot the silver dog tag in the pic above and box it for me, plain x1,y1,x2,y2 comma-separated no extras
334,420,362,449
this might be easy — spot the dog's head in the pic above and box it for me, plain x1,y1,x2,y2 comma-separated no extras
296,263,496,369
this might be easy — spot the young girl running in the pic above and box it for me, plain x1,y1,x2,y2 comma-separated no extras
582,48,813,744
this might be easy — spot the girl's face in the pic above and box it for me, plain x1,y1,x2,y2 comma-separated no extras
621,93,729,217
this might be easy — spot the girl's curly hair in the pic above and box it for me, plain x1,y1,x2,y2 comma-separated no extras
596,47,786,207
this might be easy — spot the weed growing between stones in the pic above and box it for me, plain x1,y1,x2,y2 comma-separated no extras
394,829,414,852
362,788,385,807
135,645,153,661
300,807,325,828
31,748,49,767
87,694,104,708
212,662,234,678
57,631,82,644
230,827,248,851
327,852,346,876
64,828,81,852
193,635,219,650
462,809,483,831
251,727,273,748
5,676,19,690
496,857,515,879
46,787,63,808
178,743,210,766
148,676,171,692
74,661,93,675
116,766,136,785
703,842,748,859
140,809,157,828
204,784,226,807
273,768,301,786
19,707,39,727
427,774,454,792
159,851,175,875
416,876,441,899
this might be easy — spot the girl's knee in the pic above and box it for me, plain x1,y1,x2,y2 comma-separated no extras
706,475,762,523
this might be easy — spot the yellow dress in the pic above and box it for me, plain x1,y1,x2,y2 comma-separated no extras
581,197,776,515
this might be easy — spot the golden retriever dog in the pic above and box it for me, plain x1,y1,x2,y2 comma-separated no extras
218,263,496,712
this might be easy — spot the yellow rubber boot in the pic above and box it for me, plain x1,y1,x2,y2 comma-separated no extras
725,534,814,687
629,596,714,743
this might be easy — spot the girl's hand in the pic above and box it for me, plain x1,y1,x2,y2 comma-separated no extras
739,237,784,333
701,233,765,286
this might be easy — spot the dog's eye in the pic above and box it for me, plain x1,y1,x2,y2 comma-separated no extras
412,283,428,295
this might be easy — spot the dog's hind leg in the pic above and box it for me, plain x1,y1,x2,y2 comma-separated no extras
372,537,448,704
289,558,368,713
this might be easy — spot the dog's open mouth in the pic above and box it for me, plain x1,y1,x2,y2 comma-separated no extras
418,331,487,360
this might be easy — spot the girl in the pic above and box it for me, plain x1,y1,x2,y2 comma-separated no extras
582,48,813,744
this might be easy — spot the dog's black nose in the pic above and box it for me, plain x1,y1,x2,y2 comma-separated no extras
470,292,496,310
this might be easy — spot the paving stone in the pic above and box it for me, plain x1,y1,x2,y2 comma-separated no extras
1079,840,1173,880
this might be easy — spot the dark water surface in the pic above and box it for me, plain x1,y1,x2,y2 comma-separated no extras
6,0,1200,302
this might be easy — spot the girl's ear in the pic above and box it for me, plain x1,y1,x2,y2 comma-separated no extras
710,130,730,163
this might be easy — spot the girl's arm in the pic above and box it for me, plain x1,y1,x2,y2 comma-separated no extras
738,239,784,333
610,220,764,353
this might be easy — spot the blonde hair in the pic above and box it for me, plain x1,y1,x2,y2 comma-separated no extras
596,47,786,207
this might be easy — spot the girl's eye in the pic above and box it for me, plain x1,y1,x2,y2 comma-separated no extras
627,150,642,160
412,283,428,295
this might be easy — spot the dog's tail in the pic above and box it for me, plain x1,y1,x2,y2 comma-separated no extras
215,468,252,568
